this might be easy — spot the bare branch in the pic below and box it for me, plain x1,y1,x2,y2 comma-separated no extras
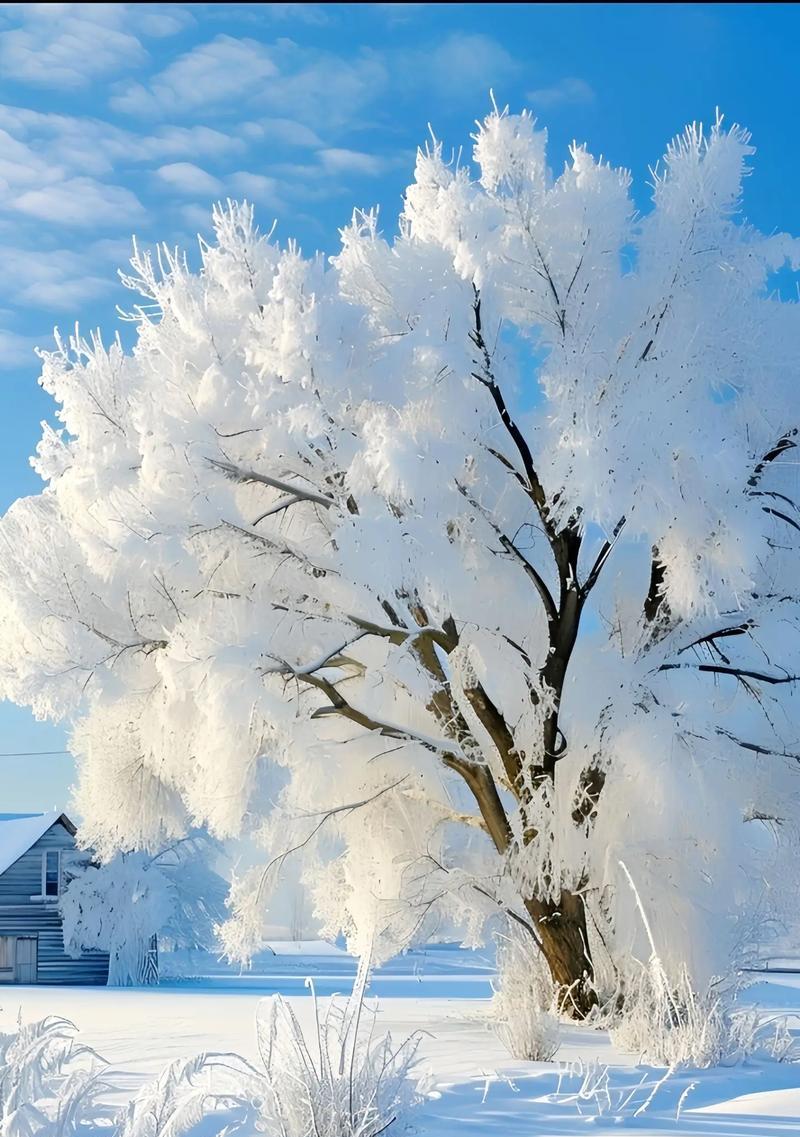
252,495,305,524
470,286,553,531
659,662,800,685
255,776,410,904
208,458,337,509
581,515,626,597
456,480,557,625
716,726,800,763
262,653,467,761
748,430,798,488
676,622,752,657
762,505,800,534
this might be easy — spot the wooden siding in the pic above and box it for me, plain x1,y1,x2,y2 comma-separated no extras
0,820,109,985
0,822,74,905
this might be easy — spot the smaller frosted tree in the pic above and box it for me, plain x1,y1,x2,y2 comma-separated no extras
61,834,226,986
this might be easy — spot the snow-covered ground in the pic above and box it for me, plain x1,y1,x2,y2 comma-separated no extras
2,946,800,1134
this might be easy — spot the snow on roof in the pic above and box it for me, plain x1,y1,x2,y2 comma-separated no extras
0,812,71,877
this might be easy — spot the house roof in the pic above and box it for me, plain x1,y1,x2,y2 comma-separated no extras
0,812,76,877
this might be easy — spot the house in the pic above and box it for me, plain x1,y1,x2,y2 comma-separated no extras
0,812,109,985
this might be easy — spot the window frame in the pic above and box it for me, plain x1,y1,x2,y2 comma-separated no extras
0,935,14,973
42,850,61,899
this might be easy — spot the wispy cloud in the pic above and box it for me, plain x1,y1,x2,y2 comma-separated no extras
423,33,520,99
156,162,224,196
0,5,534,400
229,171,282,204
111,34,388,132
11,179,145,228
318,148,387,177
526,77,596,109
0,105,247,171
0,4,191,90
111,35,279,117
1,245,117,310
240,118,323,149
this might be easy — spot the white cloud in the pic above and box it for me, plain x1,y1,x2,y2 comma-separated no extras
0,105,246,172
0,126,60,189
11,178,145,227
156,162,224,196
137,8,196,38
111,35,279,116
0,4,150,89
140,124,247,161
1,241,134,322
424,33,519,98
262,47,387,127
526,77,596,109
240,118,323,149
203,4,331,27
318,148,386,177
111,34,388,132
229,171,281,203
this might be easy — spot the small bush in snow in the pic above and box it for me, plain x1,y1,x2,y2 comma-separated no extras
610,959,799,1070
255,977,424,1136
490,928,560,1061
120,969,425,1137
611,960,736,1068
0,1015,108,1137
609,863,788,1070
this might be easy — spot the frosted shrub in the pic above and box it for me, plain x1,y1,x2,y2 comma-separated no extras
255,977,425,1136
613,959,800,1069
611,961,736,1068
611,862,750,1068
0,1015,108,1137
116,1052,255,1137
491,928,560,1061
120,972,425,1137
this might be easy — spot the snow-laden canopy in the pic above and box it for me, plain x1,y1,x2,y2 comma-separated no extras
1,108,799,1012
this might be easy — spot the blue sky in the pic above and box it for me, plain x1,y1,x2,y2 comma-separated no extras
1,1,799,812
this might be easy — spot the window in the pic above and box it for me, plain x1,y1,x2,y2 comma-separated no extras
0,936,13,972
43,850,60,897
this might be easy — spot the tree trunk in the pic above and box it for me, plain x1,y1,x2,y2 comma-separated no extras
525,888,597,1018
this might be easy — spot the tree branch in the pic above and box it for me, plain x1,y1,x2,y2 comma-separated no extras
455,480,557,625
676,622,752,658
208,458,337,509
748,430,798,488
470,286,553,533
659,662,800,685
716,727,800,763
581,516,626,598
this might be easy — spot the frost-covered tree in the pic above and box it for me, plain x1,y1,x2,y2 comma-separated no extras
2,108,800,1017
60,834,227,986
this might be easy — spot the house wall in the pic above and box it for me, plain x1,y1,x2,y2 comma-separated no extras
0,821,109,985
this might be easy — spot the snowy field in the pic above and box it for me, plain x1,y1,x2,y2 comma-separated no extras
3,945,800,1134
